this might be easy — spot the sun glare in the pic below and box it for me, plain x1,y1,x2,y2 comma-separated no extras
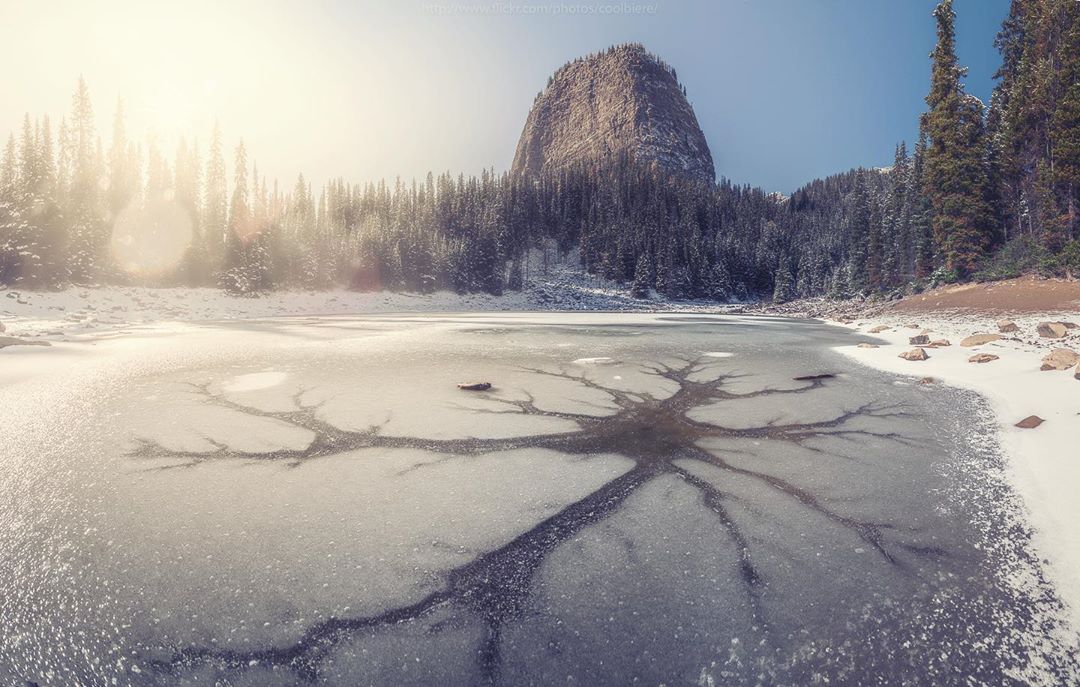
110,196,194,276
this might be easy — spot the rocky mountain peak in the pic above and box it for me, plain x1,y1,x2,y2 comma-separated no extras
511,43,715,185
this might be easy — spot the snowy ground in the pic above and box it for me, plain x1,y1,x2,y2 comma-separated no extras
0,257,731,343
831,313,1080,632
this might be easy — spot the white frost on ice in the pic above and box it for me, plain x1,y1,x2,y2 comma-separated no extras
572,357,617,365
222,371,288,393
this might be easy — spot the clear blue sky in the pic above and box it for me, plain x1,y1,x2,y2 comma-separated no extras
1,0,1010,194
397,0,1008,192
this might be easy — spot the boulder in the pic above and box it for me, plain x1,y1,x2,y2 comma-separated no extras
997,320,1019,333
918,377,936,385
929,339,951,347
899,348,929,361
868,325,890,334
1015,415,1044,429
1075,364,1080,381
1062,321,1079,330
909,334,930,345
960,333,1002,347
969,353,999,363
1037,322,1068,338
1040,348,1080,371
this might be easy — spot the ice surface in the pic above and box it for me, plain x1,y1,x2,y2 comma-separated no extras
0,312,1076,685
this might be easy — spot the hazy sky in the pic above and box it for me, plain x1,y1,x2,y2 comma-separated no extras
0,0,1009,193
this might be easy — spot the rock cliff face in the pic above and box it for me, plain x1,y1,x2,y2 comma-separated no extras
511,44,715,185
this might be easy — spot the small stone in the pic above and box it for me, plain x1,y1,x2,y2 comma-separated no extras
1014,415,1044,429
997,320,1019,333
0,320,5,333
1075,364,1080,381
906,323,921,329
929,339,951,347
918,377,936,385
457,382,492,391
960,333,1002,347
1037,322,1068,338
968,353,999,363
1061,321,1079,330
909,334,930,345
868,325,890,334
899,348,929,361
1041,348,1080,371
857,343,879,349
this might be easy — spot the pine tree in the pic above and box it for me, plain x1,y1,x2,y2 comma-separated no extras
772,258,794,303
906,132,935,280
176,138,206,285
846,173,871,294
203,122,227,277
1055,81,1080,240
630,253,651,298
66,77,104,283
705,259,731,301
108,98,136,218
922,0,997,277
221,140,251,292
1051,5,1080,241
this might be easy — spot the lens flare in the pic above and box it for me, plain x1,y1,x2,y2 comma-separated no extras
110,197,194,275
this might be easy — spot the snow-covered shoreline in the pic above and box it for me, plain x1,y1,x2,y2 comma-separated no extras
0,270,735,343
830,314,1080,632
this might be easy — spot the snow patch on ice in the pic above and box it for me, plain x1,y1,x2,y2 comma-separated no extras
222,371,288,393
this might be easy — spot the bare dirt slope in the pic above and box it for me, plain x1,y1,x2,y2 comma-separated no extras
891,277,1080,314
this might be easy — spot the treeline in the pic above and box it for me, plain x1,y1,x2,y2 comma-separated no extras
0,78,779,300
1,0,1078,301
0,80,535,295
767,0,1080,303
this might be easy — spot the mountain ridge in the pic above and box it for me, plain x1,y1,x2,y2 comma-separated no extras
511,43,715,185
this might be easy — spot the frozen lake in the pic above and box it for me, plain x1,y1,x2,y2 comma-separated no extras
0,313,1076,685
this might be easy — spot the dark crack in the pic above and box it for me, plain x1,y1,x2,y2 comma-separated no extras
135,358,929,682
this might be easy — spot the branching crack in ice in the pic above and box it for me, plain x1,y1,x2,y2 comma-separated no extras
134,358,934,683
